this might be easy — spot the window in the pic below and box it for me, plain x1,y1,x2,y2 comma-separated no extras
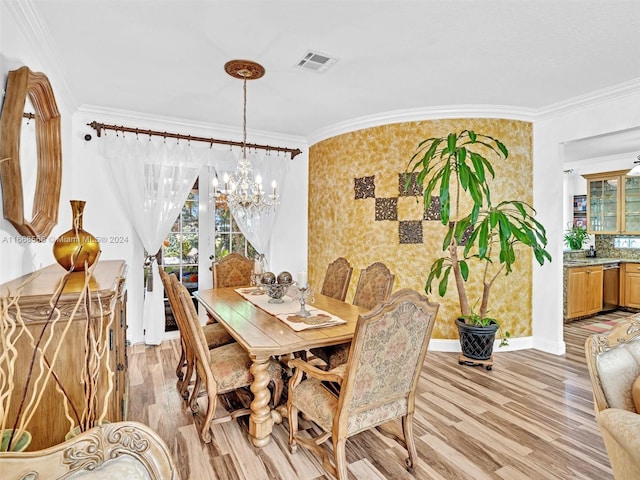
213,195,257,260
160,185,199,332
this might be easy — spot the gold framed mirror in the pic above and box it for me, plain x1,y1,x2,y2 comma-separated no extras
0,66,62,239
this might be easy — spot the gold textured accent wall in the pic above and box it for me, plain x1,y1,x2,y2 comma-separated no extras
309,119,533,340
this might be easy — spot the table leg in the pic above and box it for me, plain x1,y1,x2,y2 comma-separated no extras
248,355,273,447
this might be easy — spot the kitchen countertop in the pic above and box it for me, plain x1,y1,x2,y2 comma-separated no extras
563,257,636,267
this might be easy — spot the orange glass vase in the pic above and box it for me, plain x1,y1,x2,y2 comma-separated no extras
53,200,100,271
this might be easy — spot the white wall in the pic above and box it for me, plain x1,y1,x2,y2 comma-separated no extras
0,3,74,285
533,91,640,354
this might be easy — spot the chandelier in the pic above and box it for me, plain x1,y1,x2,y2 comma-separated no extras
215,60,279,218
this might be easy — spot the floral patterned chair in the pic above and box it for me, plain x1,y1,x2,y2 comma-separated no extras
585,317,640,480
320,257,353,302
287,288,438,480
159,268,234,399
311,261,395,369
172,276,284,444
212,252,254,288
0,421,179,479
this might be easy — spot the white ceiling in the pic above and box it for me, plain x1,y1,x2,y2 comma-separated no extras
21,1,640,142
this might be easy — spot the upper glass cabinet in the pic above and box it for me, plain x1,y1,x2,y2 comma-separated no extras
584,170,640,234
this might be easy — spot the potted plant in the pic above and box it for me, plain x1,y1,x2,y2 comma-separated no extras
405,130,552,362
563,224,589,250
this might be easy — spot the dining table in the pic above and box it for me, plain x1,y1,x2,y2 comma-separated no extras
193,286,368,447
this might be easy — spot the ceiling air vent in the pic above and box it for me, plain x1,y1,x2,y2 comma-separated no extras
296,50,337,73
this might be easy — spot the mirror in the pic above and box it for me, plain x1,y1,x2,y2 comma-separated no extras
0,66,62,239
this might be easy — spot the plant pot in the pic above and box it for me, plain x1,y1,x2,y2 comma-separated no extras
1,429,32,452
456,317,499,360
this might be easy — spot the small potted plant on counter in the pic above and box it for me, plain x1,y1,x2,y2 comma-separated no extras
563,224,590,250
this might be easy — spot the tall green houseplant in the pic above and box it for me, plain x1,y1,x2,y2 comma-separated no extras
406,130,552,323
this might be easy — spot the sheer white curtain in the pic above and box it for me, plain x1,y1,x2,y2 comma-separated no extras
212,149,289,269
101,134,209,345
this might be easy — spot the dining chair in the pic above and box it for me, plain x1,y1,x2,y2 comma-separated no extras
172,276,284,444
287,289,439,479
320,257,353,302
0,421,179,480
311,261,395,369
212,252,254,288
159,267,234,399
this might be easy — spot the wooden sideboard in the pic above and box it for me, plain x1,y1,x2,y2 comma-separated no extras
0,260,128,450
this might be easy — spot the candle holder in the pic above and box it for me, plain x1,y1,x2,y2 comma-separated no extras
289,283,314,317
249,272,263,294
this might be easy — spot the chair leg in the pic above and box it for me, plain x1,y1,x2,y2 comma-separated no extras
200,384,217,444
334,437,348,480
189,374,201,413
271,375,284,407
180,354,194,400
287,403,299,453
402,414,417,472
176,344,186,382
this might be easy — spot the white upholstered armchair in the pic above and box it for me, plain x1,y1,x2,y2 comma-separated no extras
0,421,179,479
585,316,640,480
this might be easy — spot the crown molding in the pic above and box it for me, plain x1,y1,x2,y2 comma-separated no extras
6,0,78,113
307,105,537,146
535,77,640,121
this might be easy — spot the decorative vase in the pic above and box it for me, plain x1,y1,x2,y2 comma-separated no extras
53,200,100,271
456,317,499,360
1,429,32,452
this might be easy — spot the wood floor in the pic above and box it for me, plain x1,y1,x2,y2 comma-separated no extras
127,311,632,480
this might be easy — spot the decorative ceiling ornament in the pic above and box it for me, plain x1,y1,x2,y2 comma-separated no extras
214,60,279,218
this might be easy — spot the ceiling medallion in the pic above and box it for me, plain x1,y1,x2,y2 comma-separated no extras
224,60,265,80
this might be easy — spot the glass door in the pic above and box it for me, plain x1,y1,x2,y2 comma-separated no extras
624,176,640,233
588,177,619,233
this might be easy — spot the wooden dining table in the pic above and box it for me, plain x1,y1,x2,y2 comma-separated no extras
193,287,368,447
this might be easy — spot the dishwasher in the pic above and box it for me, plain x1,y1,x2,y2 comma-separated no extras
602,263,620,312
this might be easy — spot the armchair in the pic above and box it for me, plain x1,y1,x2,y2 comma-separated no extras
585,317,640,480
0,421,178,479
287,289,439,479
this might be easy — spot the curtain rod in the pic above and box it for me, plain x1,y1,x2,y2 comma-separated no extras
87,121,302,159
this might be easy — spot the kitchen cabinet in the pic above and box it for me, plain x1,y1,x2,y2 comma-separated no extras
583,170,640,234
621,262,640,308
566,265,603,319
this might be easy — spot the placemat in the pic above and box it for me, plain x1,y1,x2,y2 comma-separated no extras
235,288,346,331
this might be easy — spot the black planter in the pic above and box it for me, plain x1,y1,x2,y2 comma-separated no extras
456,317,499,360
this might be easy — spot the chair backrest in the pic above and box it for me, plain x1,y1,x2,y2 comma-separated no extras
171,274,217,390
585,317,640,414
335,289,438,437
213,253,254,288
0,421,179,479
320,257,353,301
352,261,395,310
160,268,192,344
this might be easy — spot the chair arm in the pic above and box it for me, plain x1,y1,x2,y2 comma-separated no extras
598,408,640,480
288,358,344,384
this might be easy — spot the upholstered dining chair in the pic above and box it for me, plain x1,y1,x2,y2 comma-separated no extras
585,317,640,480
159,268,234,399
0,421,179,480
212,252,254,288
320,257,353,302
172,276,284,444
311,261,395,369
287,289,439,480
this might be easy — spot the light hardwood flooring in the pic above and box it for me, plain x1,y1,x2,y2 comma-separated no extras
127,311,632,480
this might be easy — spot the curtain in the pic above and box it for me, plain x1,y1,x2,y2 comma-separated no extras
212,149,289,270
101,134,209,345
